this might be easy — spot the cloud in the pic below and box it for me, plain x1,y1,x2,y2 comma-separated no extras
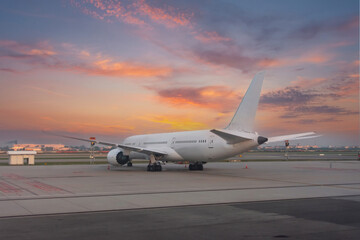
295,105,358,115
260,87,321,106
194,31,231,43
150,85,240,112
26,86,70,98
279,105,358,123
260,70,359,108
141,115,207,131
188,42,334,73
0,40,56,56
0,68,20,73
0,40,176,78
296,118,341,125
190,46,270,72
327,77,359,97
79,58,173,78
291,77,328,88
70,0,193,28
290,15,359,40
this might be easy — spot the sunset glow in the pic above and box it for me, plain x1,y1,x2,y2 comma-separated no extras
0,0,358,146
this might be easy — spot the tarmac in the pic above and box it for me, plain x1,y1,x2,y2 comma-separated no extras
0,151,358,164
0,161,359,239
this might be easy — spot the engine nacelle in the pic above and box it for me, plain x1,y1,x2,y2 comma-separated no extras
107,148,129,166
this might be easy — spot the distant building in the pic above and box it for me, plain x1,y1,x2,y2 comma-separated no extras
12,144,69,152
7,151,36,165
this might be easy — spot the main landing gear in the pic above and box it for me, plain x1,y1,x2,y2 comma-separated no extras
147,162,162,172
147,154,162,172
189,162,203,171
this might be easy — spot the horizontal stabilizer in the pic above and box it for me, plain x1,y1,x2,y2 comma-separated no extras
210,129,253,144
267,132,318,143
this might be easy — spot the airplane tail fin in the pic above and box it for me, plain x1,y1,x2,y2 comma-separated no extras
226,71,265,133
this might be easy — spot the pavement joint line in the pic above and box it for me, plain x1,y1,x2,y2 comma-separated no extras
0,182,360,201
0,177,38,196
208,174,342,187
12,199,34,215
1,194,360,220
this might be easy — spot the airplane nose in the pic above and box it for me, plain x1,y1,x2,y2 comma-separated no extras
257,136,268,145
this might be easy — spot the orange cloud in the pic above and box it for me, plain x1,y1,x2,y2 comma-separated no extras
257,50,332,69
257,58,283,68
27,49,56,56
83,58,173,78
152,85,240,112
348,74,359,78
299,52,330,64
62,122,135,135
141,115,207,131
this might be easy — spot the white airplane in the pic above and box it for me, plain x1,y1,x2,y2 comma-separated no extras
51,72,318,171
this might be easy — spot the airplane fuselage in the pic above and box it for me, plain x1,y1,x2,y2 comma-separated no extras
123,130,259,163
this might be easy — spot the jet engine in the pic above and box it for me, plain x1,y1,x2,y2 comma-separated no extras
107,148,129,165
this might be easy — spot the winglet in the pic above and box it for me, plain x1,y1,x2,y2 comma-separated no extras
226,71,265,132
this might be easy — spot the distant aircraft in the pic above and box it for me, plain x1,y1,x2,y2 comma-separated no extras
50,72,317,171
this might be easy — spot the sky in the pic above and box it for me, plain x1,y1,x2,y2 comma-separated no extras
0,0,359,147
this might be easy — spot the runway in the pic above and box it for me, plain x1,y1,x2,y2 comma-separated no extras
0,161,359,239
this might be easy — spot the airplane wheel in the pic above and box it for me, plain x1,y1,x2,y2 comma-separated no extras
148,164,161,172
155,164,162,171
189,164,194,171
189,163,203,171
147,165,152,171
127,162,133,167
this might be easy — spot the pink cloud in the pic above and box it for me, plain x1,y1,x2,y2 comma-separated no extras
194,31,231,43
70,0,193,28
0,40,57,58
291,77,328,89
0,40,177,78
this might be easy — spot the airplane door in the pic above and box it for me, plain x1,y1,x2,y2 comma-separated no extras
208,135,215,148
208,135,215,159
170,137,176,149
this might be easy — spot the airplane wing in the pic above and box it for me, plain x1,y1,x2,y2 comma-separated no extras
267,132,319,143
43,131,168,156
